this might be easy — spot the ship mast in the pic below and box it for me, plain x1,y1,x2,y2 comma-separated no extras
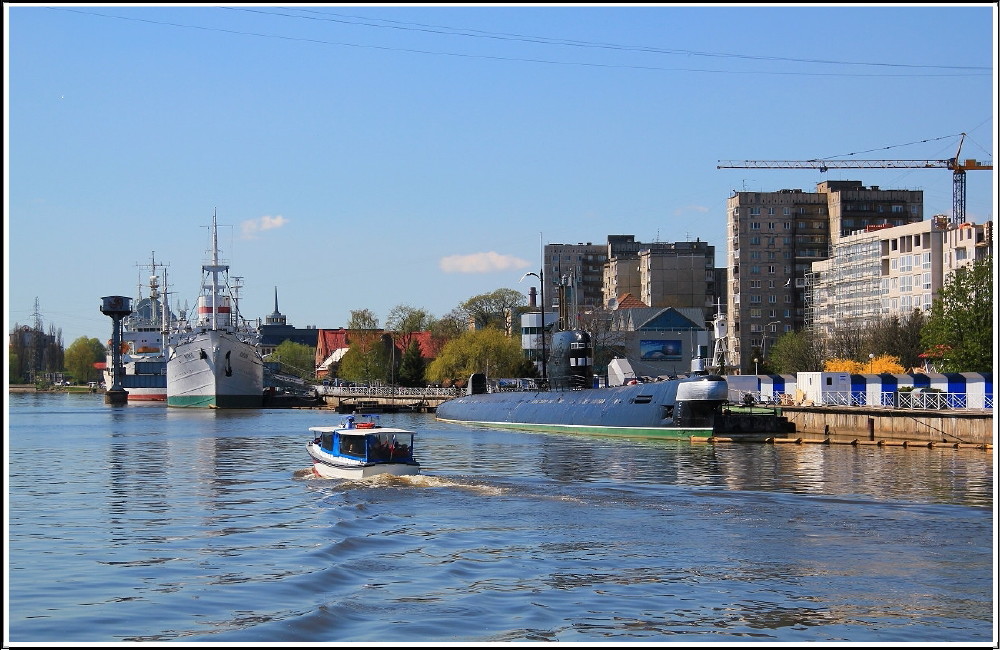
211,211,219,330
202,209,229,331
161,266,171,352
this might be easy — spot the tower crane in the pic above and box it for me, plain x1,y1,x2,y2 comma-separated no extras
718,133,992,224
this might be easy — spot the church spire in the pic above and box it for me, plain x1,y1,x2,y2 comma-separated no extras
265,286,286,326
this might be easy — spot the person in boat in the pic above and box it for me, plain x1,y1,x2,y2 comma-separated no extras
368,435,389,461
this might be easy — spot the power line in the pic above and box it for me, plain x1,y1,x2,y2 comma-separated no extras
233,6,990,72
51,7,991,78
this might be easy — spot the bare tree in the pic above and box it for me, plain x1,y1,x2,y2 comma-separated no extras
459,288,526,333
385,304,432,351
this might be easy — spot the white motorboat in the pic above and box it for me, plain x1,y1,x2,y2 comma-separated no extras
306,415,420,479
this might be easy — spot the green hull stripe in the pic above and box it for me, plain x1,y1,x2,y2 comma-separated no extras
436,418,714,439
168,394,263,409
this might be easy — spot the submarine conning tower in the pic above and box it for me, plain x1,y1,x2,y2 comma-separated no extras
548,329,593,390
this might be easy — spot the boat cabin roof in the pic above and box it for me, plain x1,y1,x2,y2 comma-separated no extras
308,425,416,437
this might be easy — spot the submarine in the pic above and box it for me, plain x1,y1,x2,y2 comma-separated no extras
435,329,730,439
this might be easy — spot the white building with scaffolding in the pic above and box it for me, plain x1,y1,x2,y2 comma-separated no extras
806,215,992,338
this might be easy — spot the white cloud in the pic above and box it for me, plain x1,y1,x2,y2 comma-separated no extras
241,215,289,239
439,251,531,274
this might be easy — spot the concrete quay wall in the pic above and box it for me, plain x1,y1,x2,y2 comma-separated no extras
780,405,994,445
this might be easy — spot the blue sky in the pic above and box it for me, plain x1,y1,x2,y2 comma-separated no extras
5,4,996,349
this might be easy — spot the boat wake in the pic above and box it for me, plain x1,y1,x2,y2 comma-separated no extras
293,468,504,495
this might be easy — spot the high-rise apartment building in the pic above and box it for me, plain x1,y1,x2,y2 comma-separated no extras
544,241,607,319
546,236,719,327
637,241,716,316
725,180,923,373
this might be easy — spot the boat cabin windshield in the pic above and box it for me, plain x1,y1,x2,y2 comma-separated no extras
317,428,416,463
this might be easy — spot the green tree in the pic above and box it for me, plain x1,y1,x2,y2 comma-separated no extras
269,340,316,380
64,337,106,383
425,328,527,385
766,329,824,374
397,339,426,387
9,349,21,384
920,256,993,372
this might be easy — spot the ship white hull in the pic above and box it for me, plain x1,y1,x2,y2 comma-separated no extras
167,329,263,408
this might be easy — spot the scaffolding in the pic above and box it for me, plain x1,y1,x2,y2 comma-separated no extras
806,230,883,337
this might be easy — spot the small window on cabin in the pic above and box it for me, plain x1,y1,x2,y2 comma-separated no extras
826,377,832,386
340,436,365,457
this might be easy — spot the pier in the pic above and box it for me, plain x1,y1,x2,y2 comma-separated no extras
314,384,460,413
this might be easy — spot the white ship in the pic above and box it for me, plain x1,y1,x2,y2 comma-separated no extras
102,255,170,401
166,212,264,408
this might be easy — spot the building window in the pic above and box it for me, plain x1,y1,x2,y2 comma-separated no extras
783,207,790,215
750,222,761,229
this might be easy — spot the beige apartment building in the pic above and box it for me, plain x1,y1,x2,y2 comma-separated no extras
546,235,718,323
725,180,924,373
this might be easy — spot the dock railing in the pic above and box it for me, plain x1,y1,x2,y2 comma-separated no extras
315,384,461,399
730,389,991,411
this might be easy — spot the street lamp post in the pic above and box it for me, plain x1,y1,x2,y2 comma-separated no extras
754,356,759,375
762,321,781,360
869,353,875,374
520,270,547,382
